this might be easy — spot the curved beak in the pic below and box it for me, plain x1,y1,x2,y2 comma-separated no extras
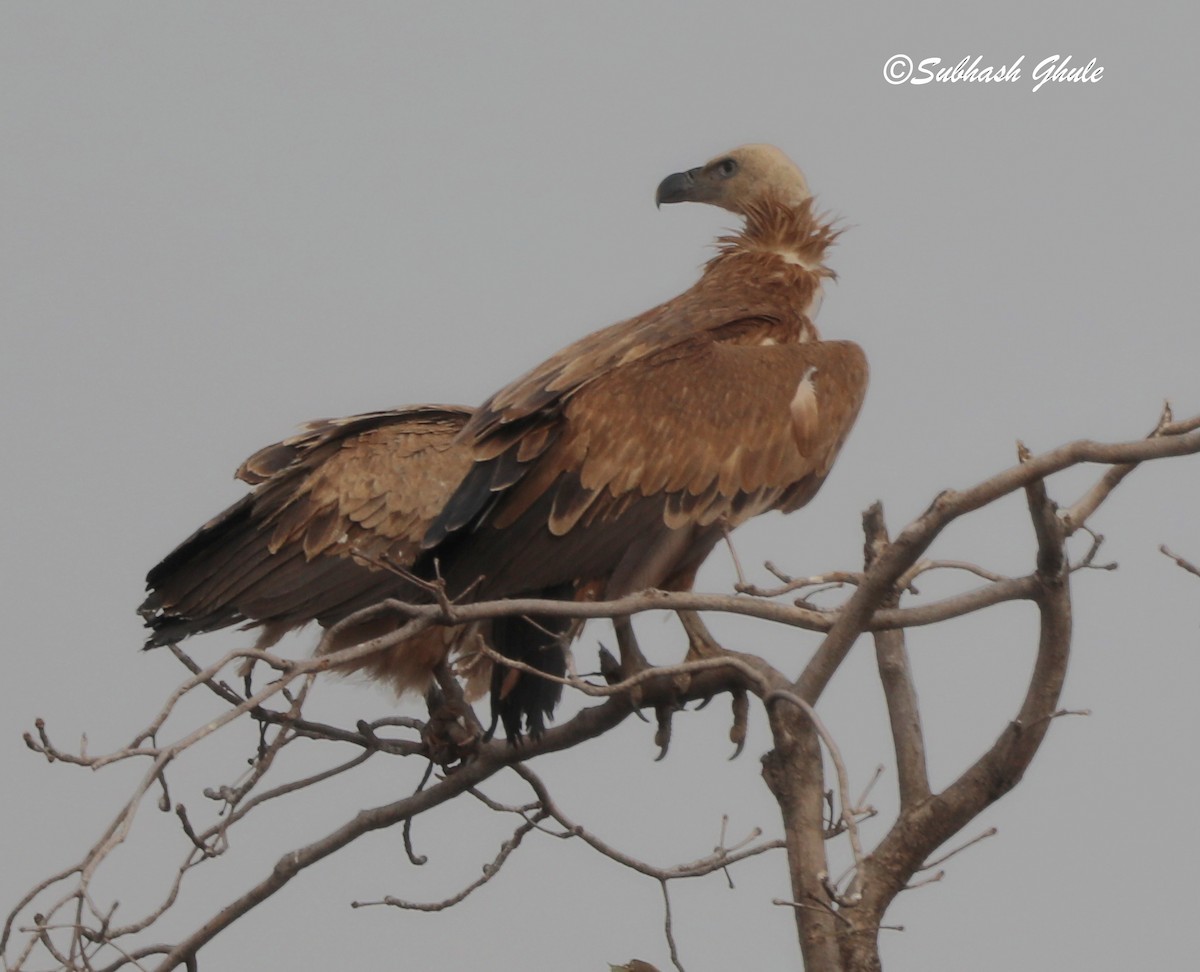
655,167,700,208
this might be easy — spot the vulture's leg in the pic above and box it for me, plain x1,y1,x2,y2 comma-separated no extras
677,608,722,660
603,529,708,756
603,526,696,676
238,621,291,690
421,663,482,766
613,615,649,679
676,608,749,759
610,613,676,759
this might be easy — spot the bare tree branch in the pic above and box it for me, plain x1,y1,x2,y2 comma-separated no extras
853,448,1073,933
8,412,1199,972
1059,406,1200,531
796,417,1200,708
763,690,871,905
864,506,931,810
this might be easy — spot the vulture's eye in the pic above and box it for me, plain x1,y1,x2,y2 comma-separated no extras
716,158,738,178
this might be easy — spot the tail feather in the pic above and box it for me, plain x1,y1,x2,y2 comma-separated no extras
487,583,575,741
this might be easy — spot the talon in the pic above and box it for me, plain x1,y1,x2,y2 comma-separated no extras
729,688,748,759
482,710,500,743
654,703,676,760
597,644,621,684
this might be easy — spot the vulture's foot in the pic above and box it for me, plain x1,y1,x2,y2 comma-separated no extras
679,610,751,759
421,684,481,767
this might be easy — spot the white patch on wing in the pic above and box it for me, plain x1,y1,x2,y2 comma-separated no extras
789,366,820,452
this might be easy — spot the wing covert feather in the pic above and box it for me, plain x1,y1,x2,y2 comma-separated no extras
490,339,867,535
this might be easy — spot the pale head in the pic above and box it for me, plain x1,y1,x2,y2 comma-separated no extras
655,144,812,214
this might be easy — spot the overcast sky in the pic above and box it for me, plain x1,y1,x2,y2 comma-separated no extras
2,3,1198,971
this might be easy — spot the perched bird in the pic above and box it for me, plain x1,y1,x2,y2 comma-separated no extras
139,406,486,698
423,144,869,739
141,145,868,746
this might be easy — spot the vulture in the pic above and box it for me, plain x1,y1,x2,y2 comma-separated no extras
141,143,867,744
139,406,492,699
421,143,869,738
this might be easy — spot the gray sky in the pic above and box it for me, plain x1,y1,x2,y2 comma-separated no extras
2,3,1198,970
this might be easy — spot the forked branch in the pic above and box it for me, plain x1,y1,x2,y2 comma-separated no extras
6,412,1199,972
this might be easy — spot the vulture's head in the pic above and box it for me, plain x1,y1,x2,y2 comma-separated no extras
655,144,811,215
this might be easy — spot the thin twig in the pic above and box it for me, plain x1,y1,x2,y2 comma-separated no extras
660,881,684,972
1160,544,1200,579
353,813,548,912
737,570,862,598
919,827,998,871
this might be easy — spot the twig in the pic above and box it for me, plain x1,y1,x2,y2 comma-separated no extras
659,881,684,972
737,570,861,598
896,559,1010,592
1160,544,1200,579
772,896,851,927
918,827,998,871
353,813,548,912
402,763,435,867
512,765,784,881
904,870,944,891
854,766,885,813
1059,405,1200,533
1069,524,1117,572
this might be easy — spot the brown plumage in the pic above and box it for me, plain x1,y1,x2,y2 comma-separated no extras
423,145,869,735
142,145,868,744
140,406,484,697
